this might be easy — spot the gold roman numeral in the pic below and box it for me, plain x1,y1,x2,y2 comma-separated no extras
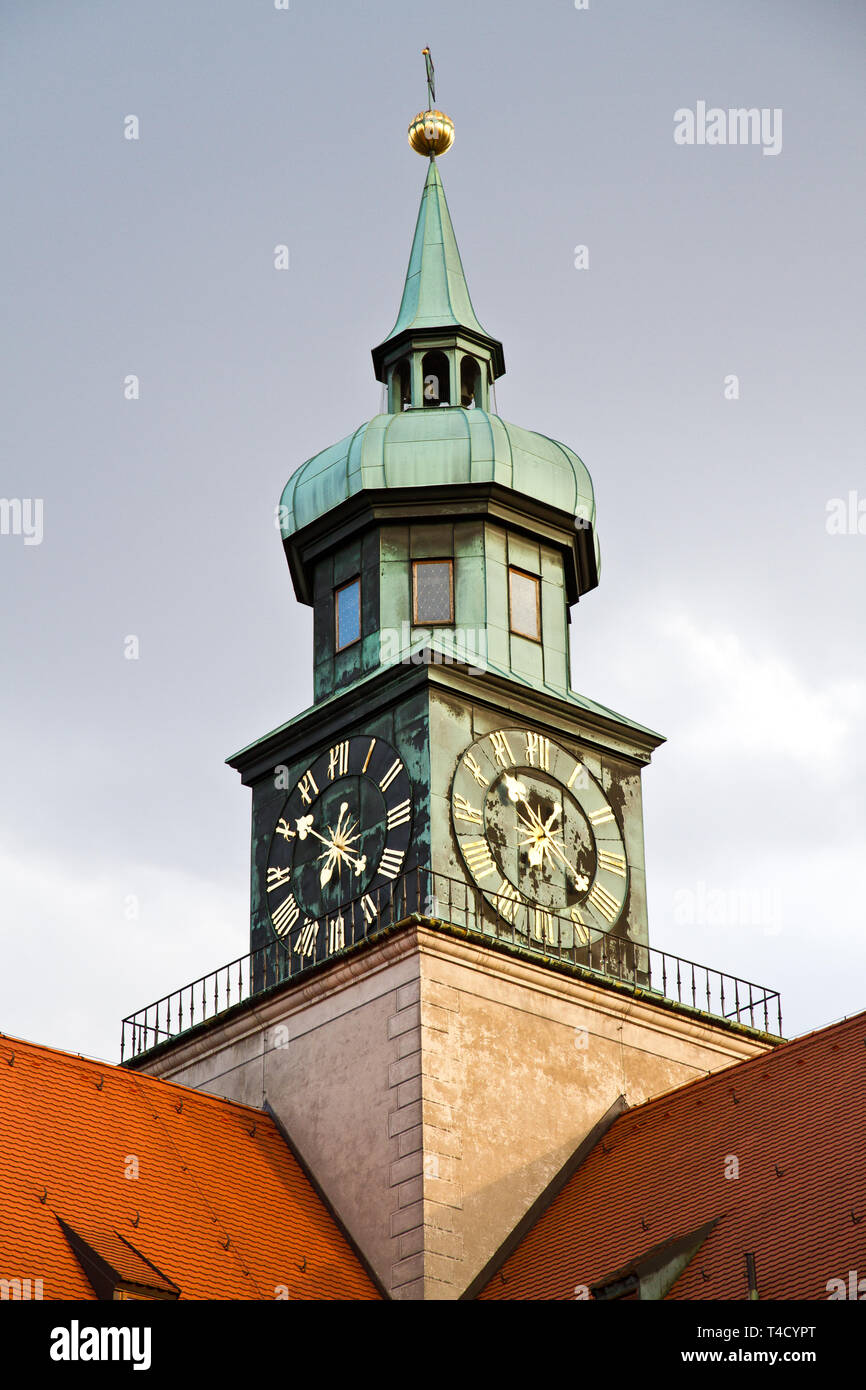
361,893,378,924
571,905,591,946
328,915,345,953
387,799,412,830
272,893,300,937
463,838,496,880
588,882,620,925
328,742,349,779
532,907,552,941
379,847,405,880
266,866,292,893
379,758,403,793
297,918,319,958
493,878,522,922
275,818,295,841
589,806,615,827
454,793,483,825
463,752,487,788
297,770,319,806
598,851,627,878
362,738,376,773
524,733,550,771
489,731,514,768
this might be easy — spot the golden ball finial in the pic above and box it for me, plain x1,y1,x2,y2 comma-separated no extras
408,108,455,157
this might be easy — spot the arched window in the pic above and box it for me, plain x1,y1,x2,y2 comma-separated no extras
421,350,450,407
390,358,411,411
460,356,481,409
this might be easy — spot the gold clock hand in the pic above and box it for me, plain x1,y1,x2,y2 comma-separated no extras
514,793,588,890
319,850,337,887
541,831,590,892
515,799,550,867
504,774,530,804
312,804,368,882
336,844,367,875
304,824,335,848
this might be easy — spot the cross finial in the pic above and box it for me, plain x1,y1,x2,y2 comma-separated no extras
422,47,435,107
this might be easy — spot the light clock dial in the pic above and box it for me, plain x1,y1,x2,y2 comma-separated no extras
265,736,413,959
450,728,628,944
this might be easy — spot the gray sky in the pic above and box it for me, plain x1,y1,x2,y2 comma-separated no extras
2,0,864,1060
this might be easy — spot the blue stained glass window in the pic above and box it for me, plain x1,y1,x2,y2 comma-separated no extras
336,579,361,650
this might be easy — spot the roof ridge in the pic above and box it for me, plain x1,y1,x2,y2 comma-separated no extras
612,1007,866,1130
0,1031,272,1119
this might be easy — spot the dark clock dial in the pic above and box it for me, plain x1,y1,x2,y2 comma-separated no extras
451,728,628,944
265,736,413,960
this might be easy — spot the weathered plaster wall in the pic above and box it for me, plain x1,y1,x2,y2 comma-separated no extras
135,925,771,1301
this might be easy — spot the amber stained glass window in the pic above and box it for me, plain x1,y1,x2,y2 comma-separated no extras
508,567,541,641
413,560,453,625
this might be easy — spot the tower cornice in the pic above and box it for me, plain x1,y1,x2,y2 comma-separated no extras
283,478,598,608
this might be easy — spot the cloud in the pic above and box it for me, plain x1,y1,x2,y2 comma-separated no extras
659,611,865,769
651,841,866,1037
0,846,245,1063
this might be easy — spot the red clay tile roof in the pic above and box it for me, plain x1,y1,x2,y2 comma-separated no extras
0,1033,380,1300
478,1011,866,1300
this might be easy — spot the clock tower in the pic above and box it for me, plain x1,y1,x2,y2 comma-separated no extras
235,141,653,983
127,73,780,1301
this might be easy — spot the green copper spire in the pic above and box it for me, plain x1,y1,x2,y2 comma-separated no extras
372,159,505,384
388,159,488,340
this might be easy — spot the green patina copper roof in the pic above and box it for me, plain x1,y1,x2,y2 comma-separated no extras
280,407,596,555
228,633,662,764
382,159,492,344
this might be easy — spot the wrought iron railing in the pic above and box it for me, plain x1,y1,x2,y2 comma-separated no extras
120,865,782,1061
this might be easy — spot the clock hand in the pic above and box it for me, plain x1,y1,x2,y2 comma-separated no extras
329,844,367,876
515,799,550,868
300,823,333,848
310,802,368,882
515,795,589,890
319,845,339,887
539,830,590,892
504,774,530,805
319,847,367,885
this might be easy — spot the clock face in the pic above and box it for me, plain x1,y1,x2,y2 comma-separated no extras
265,736,413,961
450,728,628,945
